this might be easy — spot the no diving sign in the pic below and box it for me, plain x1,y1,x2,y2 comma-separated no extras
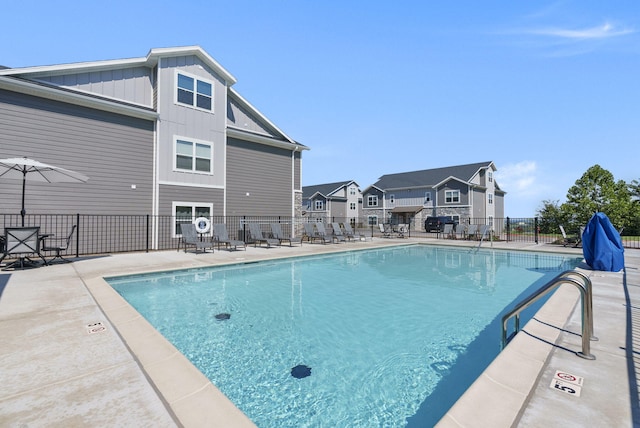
550,370,584,397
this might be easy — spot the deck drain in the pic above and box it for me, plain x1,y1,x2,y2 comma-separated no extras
291,364,311,379
215,313,231,320
86,322,106,334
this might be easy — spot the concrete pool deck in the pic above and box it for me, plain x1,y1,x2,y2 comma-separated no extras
0,238,638,427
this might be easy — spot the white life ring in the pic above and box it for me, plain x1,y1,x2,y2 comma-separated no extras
194,217,211,234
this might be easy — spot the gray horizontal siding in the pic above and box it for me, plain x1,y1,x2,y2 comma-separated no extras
226,137,292,216
157,184,224,216
0,89,154,215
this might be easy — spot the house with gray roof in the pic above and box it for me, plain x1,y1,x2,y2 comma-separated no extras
0,46,307,246
362,161,505,231
302,180,362,225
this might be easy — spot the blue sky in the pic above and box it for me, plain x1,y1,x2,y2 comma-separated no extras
2,1,638,217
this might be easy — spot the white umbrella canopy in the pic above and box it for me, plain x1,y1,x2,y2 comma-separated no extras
0,157,89,226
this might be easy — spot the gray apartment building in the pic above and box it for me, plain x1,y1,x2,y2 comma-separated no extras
0,46,307,248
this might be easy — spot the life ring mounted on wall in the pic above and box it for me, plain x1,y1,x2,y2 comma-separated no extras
194,217,211,234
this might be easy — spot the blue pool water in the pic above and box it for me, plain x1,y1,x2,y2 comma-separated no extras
108,246,581,427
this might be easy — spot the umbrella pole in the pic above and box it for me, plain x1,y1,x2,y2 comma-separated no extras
21,171,26,227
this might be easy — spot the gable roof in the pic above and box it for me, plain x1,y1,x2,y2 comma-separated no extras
371,161,496,191
0,46,238,85
302,180,358,199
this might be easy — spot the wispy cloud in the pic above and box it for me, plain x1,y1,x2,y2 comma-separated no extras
528,21,634,40
496,161,540,196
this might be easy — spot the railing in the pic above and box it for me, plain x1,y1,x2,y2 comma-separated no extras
1,213,638,257
501,270,596,360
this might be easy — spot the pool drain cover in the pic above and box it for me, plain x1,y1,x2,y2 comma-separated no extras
215,313,231,320
291,364,311,379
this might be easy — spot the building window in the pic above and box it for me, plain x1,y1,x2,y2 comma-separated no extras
175,138,212,173
452,215,460,223
349,186,356,195
350,202,356,210
488,216,494,227
488,193,493,204
173,202,212,236
424,192,431,204
176,72,213,111
368,195,378,207
315,200,324,211
488,171,493,183
368,215,378,225
389,194,395,205
445,190,460,203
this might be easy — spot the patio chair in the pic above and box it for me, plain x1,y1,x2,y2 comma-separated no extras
303,223,330,244
466,224,478,240
343,223,364,241
248,223,279,248
179,223,215,254
454,223,466,240
330,223,349,242
1,226,48,269
378,223,392,238
270,223,302,246
41,225,77,263
442,223,454,239
212,223,246,251
318,222,345,243
396,224,409,238
559,225,581,248
478,225,490,240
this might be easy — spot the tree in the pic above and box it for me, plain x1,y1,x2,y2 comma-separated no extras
563,165,623,231
536,200,565,234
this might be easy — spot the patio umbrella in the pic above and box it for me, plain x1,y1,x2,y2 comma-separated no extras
0,157,89,226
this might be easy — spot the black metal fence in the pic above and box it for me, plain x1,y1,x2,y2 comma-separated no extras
1,213,638,259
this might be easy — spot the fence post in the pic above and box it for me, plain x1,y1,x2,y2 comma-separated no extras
76,213,80,258
535,217,539,244
146,214,150,253
506,217,511,242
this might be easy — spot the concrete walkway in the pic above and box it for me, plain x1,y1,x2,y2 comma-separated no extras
0,239,637,427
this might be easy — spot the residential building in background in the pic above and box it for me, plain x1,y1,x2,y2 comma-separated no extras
302,180,362,225
362,161,505,230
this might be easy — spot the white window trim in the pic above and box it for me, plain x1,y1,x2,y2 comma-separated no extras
175,70,215,113
172,201,214,237
315,200,324,211
173,135,213,175
445,190,460,204
368,195,378,207
368,215,379,225
389,194,395,205
488,193,494,204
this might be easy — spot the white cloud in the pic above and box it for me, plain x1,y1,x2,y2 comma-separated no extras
496,160,541,196
529,21,634,40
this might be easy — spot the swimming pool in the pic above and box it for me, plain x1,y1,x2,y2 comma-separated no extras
108,245,581,427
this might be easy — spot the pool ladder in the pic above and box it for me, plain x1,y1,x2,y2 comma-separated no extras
501,270,597,360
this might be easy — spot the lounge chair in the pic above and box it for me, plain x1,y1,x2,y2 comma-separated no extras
466,224,478,240
454,223,466,239
248,223,279,248
41,224,77,263
330,223,350,242
318,222,345,243
343,223,364,241
396,224,409,238
442,223,454,239
179,223,215,254
478,225,490,240
271,223,302,246
1,226,48,269
378,223,392,238
212,223,246,251
559,225,581,247
303,223,330,244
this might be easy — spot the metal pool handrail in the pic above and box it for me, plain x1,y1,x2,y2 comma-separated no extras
501,270,596,360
